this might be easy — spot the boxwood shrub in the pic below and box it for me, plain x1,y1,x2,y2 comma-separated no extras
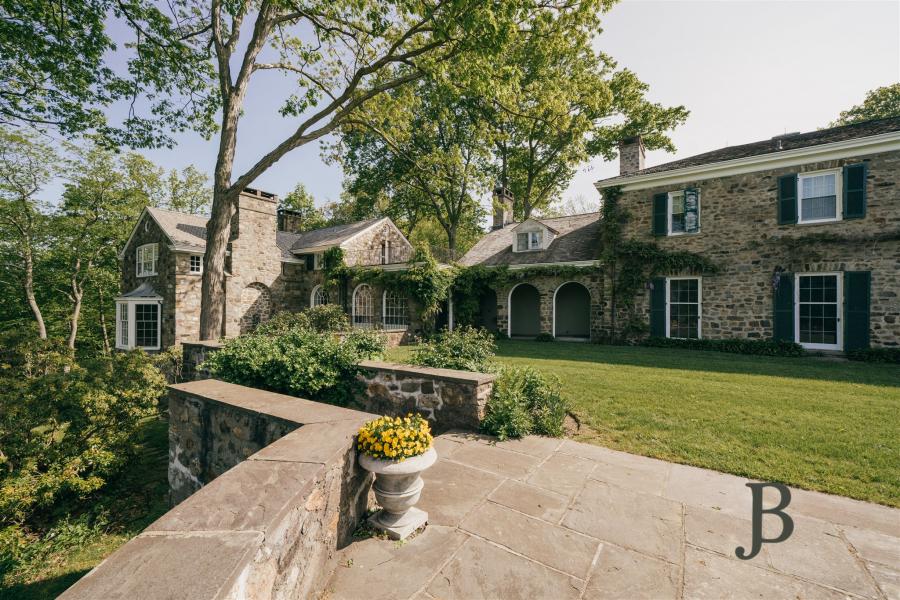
846,347,900,364
640,337,804,357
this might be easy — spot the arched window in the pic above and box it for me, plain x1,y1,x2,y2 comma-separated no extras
352,284,374,329
383,290,408,330
311,285,329,307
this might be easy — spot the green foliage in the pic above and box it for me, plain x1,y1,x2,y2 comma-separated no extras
280,183,328,232
203,328,385,405
0,337,167,527
151,345,185,384
411,327,497,373
639,336,805,357
258,306,350,335
832,84,900,126
534,333,555,342
482,366,567,440
846,347,900,364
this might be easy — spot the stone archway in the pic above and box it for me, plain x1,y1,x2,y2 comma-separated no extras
239,282,272,333
554,281,591,339
508,283,541,338
477,288,498,332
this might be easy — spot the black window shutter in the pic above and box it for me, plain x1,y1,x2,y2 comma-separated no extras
652,193,668,236
843,163,867,219
650,277,666,337
777,174,798,225
773,272,794,341
844,271,871,350
305,255,314,271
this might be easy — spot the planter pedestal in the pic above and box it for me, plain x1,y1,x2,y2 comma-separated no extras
359,448,437,540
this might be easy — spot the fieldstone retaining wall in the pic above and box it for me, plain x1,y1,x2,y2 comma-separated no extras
182,340,225,381
60,380,377,600
356,360,494,432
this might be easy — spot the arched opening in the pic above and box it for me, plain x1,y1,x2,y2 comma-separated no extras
352,284,374,329
239,282,272,333
310,285,329,307
554,282,591,339
508,283,541,338
477,288,498,332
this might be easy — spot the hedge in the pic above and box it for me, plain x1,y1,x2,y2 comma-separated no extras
639,337,805,357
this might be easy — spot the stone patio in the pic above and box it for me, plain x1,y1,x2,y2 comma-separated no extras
325,433,900,600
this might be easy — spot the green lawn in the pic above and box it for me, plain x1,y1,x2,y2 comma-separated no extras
387,340,900,507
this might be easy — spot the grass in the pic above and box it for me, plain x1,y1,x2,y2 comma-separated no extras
387,340,900,507
0,418,170,600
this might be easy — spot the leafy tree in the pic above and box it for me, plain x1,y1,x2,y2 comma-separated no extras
165,165,210,215
280,183,327,232
0,128,60,339
832,84,900,126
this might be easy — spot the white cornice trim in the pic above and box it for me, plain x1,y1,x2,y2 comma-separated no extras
594,130,900,192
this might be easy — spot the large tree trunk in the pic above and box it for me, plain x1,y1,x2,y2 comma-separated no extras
23,242,46,339
67,284,82,350
199,189,236,340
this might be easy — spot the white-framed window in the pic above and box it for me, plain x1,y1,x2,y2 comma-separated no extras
798,170,841,224
352,284,374,329
311,285,329,307
516,231,543,251
381,242,387,265
136,244,158,277
795,272,842,350
383,290,408,329
668,189,700,235
666,277,701,339
189,255,202,274
115,301,162,350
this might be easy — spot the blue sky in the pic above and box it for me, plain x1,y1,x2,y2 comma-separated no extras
63,1,900,213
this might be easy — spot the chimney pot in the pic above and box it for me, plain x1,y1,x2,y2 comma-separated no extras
618,136,646,176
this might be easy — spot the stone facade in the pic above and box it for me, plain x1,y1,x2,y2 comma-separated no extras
356,360,495,432
495,273,604,341
604,149,900,348
342,220,412,266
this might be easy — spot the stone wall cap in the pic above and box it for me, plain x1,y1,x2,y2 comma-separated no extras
182,339,226,349
358,360,495,385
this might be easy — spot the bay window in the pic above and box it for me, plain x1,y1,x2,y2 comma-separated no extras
115,300,162,350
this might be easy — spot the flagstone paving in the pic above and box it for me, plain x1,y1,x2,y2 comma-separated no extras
325,433,900,600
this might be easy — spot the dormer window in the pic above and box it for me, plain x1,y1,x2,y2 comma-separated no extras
516,231,542,251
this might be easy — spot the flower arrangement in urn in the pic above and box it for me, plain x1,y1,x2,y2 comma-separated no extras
357,414,437,540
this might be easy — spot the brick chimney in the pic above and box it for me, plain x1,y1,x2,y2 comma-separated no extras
492,185,514,230
618,136,645,176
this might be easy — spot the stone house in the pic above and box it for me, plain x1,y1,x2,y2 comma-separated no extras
115,188,418,350
462,117,900,350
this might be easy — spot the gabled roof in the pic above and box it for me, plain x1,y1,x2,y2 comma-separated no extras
289,218,384,253
512,218,560,235
597,116,900,187
147,207,208,250
459,212,600,267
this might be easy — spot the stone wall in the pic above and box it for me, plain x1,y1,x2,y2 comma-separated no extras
60,380,376,600
356,360,494,432
342,219,413,266
182,340,225,382
604,149,900,347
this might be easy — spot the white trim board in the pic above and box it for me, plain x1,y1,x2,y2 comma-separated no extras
595,130,900,192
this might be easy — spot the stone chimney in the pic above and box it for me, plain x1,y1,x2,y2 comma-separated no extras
492,185,514,230
618,136,645,176
229,188,279,272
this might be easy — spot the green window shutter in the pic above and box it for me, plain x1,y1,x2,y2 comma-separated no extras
305,254,315,271
843,163,867,219
649,277,666,337
652,193,668,236
773,272,794,341
684,188,700,233
844,271,871,350
777,174,798,225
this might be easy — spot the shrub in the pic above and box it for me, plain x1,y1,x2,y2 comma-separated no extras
356,414,433,461
482,367,568,440
257,304,350,335
639,336,804,357
203,327,384,405
411,326,496,372
0,338,166,526
534,333,555,342
846,347,900,364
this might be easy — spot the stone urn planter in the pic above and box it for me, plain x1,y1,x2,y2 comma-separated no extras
359,448,438,540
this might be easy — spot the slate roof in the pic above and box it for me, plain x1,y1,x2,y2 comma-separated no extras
146,207,208,251
459,212,600,267
289,218,383,253
117,281,162,300
597,117,900,186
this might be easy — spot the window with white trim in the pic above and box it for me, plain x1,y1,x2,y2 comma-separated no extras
189,255,202,274
383,290,408,329
136,244,158,277
352,284,374,329
381,242,387,264
666,277,701,339
115,301,162,350
795,273,842,350
798,170,840,224
668,189,700,235
516,231,542,251
311,285,329,307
